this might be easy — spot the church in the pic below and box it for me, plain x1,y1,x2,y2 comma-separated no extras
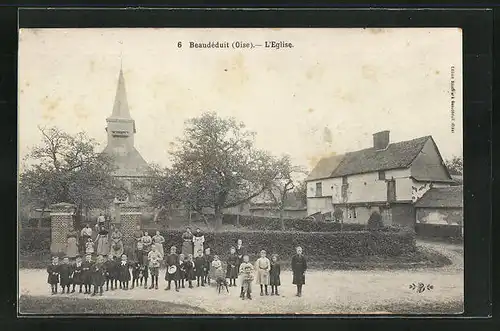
100,67,152,223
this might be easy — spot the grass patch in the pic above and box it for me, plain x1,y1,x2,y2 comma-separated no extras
18,295,208,315
373,299,463,314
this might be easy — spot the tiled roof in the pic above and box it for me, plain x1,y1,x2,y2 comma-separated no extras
102,146,151,178
331,136,430,177
306,154,345,181
306,136,431,181
414,186,463,208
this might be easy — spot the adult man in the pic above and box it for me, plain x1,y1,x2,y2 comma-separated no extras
97,213,106,227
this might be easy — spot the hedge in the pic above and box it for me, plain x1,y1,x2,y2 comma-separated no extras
20,228,51,252
20,227,416,260
222,214,369,232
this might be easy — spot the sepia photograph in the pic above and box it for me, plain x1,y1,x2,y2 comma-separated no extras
18,27,463,315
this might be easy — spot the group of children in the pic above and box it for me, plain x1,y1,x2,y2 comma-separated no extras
47,242,308,299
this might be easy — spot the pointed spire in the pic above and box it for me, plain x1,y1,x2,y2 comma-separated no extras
110,67,131,119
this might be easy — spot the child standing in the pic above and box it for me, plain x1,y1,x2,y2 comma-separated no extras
238,255,254,300
91,255,106,296
193,249,205,287
47,256,60,295
118,254,131,290
269,254,281,296
291,246,307,297
85,238,95,257
203,247,213,286
184,254,195,289
148,245,162,290
59,257,73,294
104,253,116,291
255,250,271,296
226,246,238,287
178,253,186,289
82,254,93,294
164,246,180,292
211,255,224,285
72,256,84,293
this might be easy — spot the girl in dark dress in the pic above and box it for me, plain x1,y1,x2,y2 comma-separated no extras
58,257,73,294
291,246,307,297
82,254,94,294
164,246,180,291
193,249,205,287
203,247,213,286
71,256,84,293
91,255,106,296
47,256,60,295
118,254,131,290
226,246,238,287
269,254,281,296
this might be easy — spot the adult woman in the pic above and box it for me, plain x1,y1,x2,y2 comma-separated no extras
96,226,110,256
152,231,165,258
110,226,124,259
181,227,193,256
66,227,79,259
192,228,205,256
141,231,153,253
80,224,93,254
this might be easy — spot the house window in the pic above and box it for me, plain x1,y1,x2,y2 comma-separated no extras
315,182,322,197
387,179,396,202
348,207,357,219
378,171,386,180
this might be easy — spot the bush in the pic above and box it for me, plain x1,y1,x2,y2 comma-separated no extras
156,229,416,260
415,223,462,240
367,211,384,231
20,228,51,253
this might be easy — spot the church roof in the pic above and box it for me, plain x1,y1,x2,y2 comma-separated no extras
110,68,131,119
102,145,151,178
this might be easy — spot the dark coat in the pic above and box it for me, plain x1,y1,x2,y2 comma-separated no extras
270,262,281,286
47,264,60,284
72,263,84,285
92,262,106,286
291,254,307,285
203,254,213,276
117,261,131,282
59,264,73,286
194,256,205,277
164,253,179,281
236,245,246,264
81,261,93,285
104,259,117,280
226,254,239,278
184,260,195,280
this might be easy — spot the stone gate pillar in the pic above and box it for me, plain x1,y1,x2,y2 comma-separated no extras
120,204,142,254
49,202,76,255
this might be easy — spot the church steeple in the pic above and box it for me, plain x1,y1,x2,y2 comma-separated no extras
110,68,131,119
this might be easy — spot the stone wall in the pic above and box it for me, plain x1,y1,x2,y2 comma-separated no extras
120,204,142,252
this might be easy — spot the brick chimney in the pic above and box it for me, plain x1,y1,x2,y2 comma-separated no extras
373,130,390,150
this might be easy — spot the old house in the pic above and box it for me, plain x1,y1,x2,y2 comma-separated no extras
306,130,456,227
414,186,463,238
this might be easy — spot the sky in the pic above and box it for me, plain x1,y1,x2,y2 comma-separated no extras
18,28,463,171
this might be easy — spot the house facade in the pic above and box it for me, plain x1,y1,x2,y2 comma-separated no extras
306,130,455,227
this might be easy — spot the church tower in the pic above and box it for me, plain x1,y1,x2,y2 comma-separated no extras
103,68,149,179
